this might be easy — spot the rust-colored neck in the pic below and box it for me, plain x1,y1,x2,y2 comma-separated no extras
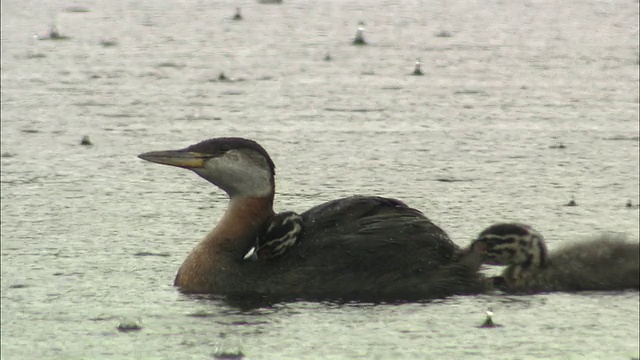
174,195,275,293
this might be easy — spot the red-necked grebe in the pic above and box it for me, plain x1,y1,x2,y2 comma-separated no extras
470,223,639,293
138,137,489,301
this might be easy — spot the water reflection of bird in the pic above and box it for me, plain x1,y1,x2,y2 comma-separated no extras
138,137,489,301
469,223,639,293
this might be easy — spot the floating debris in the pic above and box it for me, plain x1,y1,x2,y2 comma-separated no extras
435,30,453,38
188,310,216,318
134,251,171,257
99,38,118,47
80,135,93,146
212,348,244,359
156,62,185,69
38,25,70,40
209,72,245,83
626,200,640,209
549,143,566,149
324,107,385,113
353,21,367,45
603,136,640,141
479,310,502,328
24,52,46,59
434,177,474,183
232,8,243,21
564,196,577,207
117,319,142,332
453,89,488,96
324,52,332,61
65,6,90,13
412,58,424,76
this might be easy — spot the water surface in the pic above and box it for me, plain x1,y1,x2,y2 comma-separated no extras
1,0,639,359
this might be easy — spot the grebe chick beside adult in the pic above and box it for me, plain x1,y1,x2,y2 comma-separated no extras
470,223,639,294
138,137,489,302
245,211,303,261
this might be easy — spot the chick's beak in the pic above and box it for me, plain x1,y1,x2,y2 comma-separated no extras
138,150,209,169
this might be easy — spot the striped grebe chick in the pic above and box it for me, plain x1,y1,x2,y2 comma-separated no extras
245,211,303,260
470,223,639,293
138,137,489,301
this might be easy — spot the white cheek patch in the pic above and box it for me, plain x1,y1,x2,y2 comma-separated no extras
199,150,273,197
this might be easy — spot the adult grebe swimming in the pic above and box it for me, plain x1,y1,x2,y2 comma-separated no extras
138,137,489,301
470,223,639,293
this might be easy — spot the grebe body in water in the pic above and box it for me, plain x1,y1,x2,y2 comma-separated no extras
138,137,489,301
470,223,639,293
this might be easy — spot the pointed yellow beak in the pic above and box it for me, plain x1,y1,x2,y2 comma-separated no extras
137,150,210,169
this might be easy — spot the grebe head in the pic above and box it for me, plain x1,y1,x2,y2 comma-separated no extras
138,137,275,199
470,223,548,268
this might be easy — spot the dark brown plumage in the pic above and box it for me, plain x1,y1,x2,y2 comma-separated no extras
139,137,490,302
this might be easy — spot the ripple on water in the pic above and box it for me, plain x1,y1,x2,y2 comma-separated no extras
0,0,638,359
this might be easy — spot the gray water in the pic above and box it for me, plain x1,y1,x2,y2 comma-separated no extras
1,0,639,359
